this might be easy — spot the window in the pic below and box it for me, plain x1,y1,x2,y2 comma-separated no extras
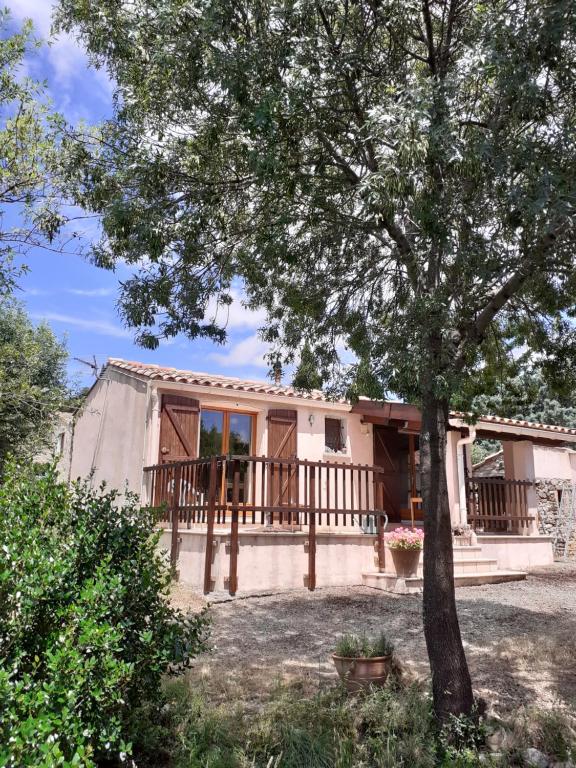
199,409,254,457
325,417,346,453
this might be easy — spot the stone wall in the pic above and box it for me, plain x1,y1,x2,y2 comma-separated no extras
535,478,576,559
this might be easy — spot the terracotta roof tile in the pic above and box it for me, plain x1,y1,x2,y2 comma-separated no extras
106,358,328,401
450,411,576,437
106,359,576,436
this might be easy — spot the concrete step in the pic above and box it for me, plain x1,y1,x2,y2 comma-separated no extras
362,569,527,594
452,545,484,559
454,558,499,574
416,558,499,576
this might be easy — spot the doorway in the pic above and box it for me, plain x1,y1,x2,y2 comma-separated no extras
373,425,420,522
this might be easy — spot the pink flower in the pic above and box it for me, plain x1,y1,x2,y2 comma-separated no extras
384,526,424,550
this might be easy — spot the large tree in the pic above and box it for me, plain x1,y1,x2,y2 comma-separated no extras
56,0,576,720
0,11,71,286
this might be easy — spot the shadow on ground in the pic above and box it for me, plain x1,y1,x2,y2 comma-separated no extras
181,565,576,714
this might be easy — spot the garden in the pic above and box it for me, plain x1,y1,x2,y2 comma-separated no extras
2,465,576,768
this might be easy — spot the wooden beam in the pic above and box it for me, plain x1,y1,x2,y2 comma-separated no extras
228,458,240,596
170,464,181,575
308,465,316,590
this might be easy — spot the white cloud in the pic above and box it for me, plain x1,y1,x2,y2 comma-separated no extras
8,0,114,108
31,311,130,339
67,287,115,297
23,287,50,296
209,334,270,369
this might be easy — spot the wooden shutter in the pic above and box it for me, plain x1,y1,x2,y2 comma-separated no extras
267,409,297,458
325,417,344,452
267,409,297,509
158,394,200,463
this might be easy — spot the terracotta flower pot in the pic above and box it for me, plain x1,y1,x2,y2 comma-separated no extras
332,654,393,692
390,547,421,578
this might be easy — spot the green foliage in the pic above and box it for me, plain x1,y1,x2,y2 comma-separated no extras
334,633,394,659
507,707,576,763
470,367,576,463
55,0,576,407
292,343,323,391
0,11,68,274
158,682,440,767
471,368,576,429
139,680,576,768
0,463,210,767
0,299,68,468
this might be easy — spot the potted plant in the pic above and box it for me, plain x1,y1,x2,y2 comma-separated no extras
452,524,476,546
385,527,424,578
332,633,394,692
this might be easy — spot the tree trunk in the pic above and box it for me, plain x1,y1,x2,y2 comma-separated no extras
420,390,474,722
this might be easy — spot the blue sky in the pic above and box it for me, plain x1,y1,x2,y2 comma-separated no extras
7,1,272,388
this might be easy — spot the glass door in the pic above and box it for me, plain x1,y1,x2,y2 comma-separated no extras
199,409,255,504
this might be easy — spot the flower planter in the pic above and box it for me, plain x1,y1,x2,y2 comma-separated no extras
390,547,421,578
332,654,393,692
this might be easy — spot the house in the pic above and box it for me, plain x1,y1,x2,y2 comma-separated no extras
66,358,576,594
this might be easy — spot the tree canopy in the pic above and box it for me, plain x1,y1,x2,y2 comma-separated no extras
56,0,576,720
0,300,68,468
0,11,70,286
57,0,576,403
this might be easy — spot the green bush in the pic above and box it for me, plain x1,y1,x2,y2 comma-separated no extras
0,462,210,767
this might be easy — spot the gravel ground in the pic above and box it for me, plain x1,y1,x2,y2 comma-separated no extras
173,563,576,715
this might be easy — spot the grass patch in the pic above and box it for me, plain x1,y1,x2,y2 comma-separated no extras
133,677,576,768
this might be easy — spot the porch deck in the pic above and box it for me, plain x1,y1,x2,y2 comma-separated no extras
144,456,545,595
144,454,390,594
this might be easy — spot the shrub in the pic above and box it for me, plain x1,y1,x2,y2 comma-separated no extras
0,462,210,767
334,633,394,658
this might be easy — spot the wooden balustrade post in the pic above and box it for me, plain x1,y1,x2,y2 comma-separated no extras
308,465,316,591
228,458,240,596
377,513,386,572
203,457,218,595
170,464,182,576
375,473,386,571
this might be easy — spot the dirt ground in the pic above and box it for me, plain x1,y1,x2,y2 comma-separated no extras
172,563,576,715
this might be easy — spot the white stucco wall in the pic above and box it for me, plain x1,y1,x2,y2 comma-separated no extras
533,444,576,481
144,382,374,467
69,368,149,494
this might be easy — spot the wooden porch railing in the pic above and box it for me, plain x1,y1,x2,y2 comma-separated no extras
466,476,535,533
143,455,390,595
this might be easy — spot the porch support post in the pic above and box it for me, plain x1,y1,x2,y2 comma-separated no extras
308,465,316,590
228,458,240,596
203,456,217,595
512,441,539,535
377,513,386,572
374,470,386,571
170,463,182,576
